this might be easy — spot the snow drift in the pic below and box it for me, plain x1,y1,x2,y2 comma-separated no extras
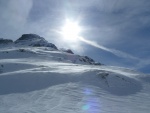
0,34,149,113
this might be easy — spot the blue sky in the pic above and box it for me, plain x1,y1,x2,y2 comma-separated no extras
0,0,150,73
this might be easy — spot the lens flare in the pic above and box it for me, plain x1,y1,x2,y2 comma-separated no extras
61,19,81,42
82,104,91,110
82,87,102,113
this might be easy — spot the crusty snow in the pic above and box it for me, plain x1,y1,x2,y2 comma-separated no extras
0,45,150,113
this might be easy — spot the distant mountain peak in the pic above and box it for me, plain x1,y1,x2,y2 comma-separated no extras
60,48,74,54
15,34,45,41
15,34,58,50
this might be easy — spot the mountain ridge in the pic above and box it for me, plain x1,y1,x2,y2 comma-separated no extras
0,33,101,65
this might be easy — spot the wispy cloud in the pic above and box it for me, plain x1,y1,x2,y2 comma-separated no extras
79,36,150,71
79,37,139,60
0,0,33,39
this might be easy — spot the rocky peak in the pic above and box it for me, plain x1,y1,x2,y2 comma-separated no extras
79,55,101,65
15,34,58,50
15,34,45,43
60,48,74,54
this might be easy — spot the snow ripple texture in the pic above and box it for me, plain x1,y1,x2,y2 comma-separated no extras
0,47,150,113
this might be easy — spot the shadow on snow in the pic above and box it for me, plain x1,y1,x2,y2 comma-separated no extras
0,71,142,96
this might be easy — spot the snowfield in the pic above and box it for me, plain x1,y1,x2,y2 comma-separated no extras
0,42,150,112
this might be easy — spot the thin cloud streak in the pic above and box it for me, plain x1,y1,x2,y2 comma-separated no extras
79,36,150,70
79,37,139,61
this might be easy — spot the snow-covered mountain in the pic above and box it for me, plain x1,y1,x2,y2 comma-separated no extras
0,34,150,113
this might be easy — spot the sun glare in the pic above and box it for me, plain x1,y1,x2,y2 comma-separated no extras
61,19,81,42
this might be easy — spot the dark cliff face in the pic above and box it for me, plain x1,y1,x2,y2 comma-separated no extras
14,34,58,50
63,49,74,54
15,34,45,43
66,49,74,54
79,55,101,65
0,38,13,44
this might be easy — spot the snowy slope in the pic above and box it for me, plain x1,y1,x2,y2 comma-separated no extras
0,35,150,113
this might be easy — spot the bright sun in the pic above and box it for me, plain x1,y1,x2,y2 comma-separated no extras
61,19,81,42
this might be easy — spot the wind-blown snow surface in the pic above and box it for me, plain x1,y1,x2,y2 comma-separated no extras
0,46,150,113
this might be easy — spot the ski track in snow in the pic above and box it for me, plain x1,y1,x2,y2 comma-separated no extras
0,47,150,113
